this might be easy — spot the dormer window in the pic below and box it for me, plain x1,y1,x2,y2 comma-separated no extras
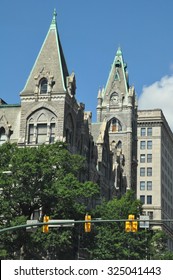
40,78,48,94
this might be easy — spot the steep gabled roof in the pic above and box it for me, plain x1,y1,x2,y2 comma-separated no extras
21,9,69,95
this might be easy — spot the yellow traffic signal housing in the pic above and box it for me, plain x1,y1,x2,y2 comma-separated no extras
125,214,138,232
131,221,138,232
42,215,49,233
128,214,135,220
125,221,131,232
85,214,91,232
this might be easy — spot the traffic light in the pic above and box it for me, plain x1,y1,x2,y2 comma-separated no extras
42,215,49,233
125,214,138,232
131,221,138,232
128,214,135,220
85,214,91,232
125,221,131,232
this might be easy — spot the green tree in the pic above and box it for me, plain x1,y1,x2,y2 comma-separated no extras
149,230,173,260
1,143,172,260
84,191,173,260
87,191,146,260
0,142,99,259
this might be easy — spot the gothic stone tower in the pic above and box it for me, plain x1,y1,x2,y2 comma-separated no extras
19,10,77,147
18,12,73,145
96,47,137,195
18,10,97,183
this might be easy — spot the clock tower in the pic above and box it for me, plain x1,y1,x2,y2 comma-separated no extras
96,47,138,195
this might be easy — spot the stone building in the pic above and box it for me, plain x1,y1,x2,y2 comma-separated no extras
0,10,114,198
1,10,173,250
137,109,173,251
0,10,138,200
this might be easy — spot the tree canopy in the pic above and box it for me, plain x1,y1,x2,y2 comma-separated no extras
0,142,99,259
0,142,173,260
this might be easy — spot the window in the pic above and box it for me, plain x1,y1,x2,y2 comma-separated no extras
0,127,7,145
147,167,152,176
147,127,152,136
28,124,34,144
140,154,145,163
40,78,48,94
140,195,145,204
147,195,152,204
27,110,56,145
50,123,55,143
110,118,122,132
112,119,117,132
140,181,145,190
147,154,152,163
117,140,122,149
141,128,146,136
37,124,47,144
147,211,153,219
140,168,145,176
147,181,152,190
140,141,146,149
147,141,152,149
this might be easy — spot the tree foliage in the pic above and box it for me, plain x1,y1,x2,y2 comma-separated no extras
0,142,99,259
0,143,173,259
83,191,173,260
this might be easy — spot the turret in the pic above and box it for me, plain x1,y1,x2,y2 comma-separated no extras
97,88,103,122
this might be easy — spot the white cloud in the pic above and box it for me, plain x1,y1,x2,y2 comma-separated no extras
138,75,173,131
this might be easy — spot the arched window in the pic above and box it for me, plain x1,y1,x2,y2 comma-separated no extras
111,140,116,150
0,127,7,145
110,118,122,132
27,109,57,145
39,78,48,94
117,140,122,149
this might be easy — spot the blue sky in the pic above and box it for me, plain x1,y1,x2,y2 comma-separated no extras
1,0,173,128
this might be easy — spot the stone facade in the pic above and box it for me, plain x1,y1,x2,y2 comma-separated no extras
0,11,137,200
94,48,138,196
137,109,173,251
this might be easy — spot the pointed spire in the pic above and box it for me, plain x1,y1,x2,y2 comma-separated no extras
97,88,102,98
103,46,129,102
21,9,69,95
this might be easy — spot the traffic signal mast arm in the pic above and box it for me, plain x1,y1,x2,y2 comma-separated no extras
1,218,171,233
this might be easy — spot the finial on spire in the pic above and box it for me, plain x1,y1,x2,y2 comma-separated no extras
51,8,57,26
116,46,122,56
